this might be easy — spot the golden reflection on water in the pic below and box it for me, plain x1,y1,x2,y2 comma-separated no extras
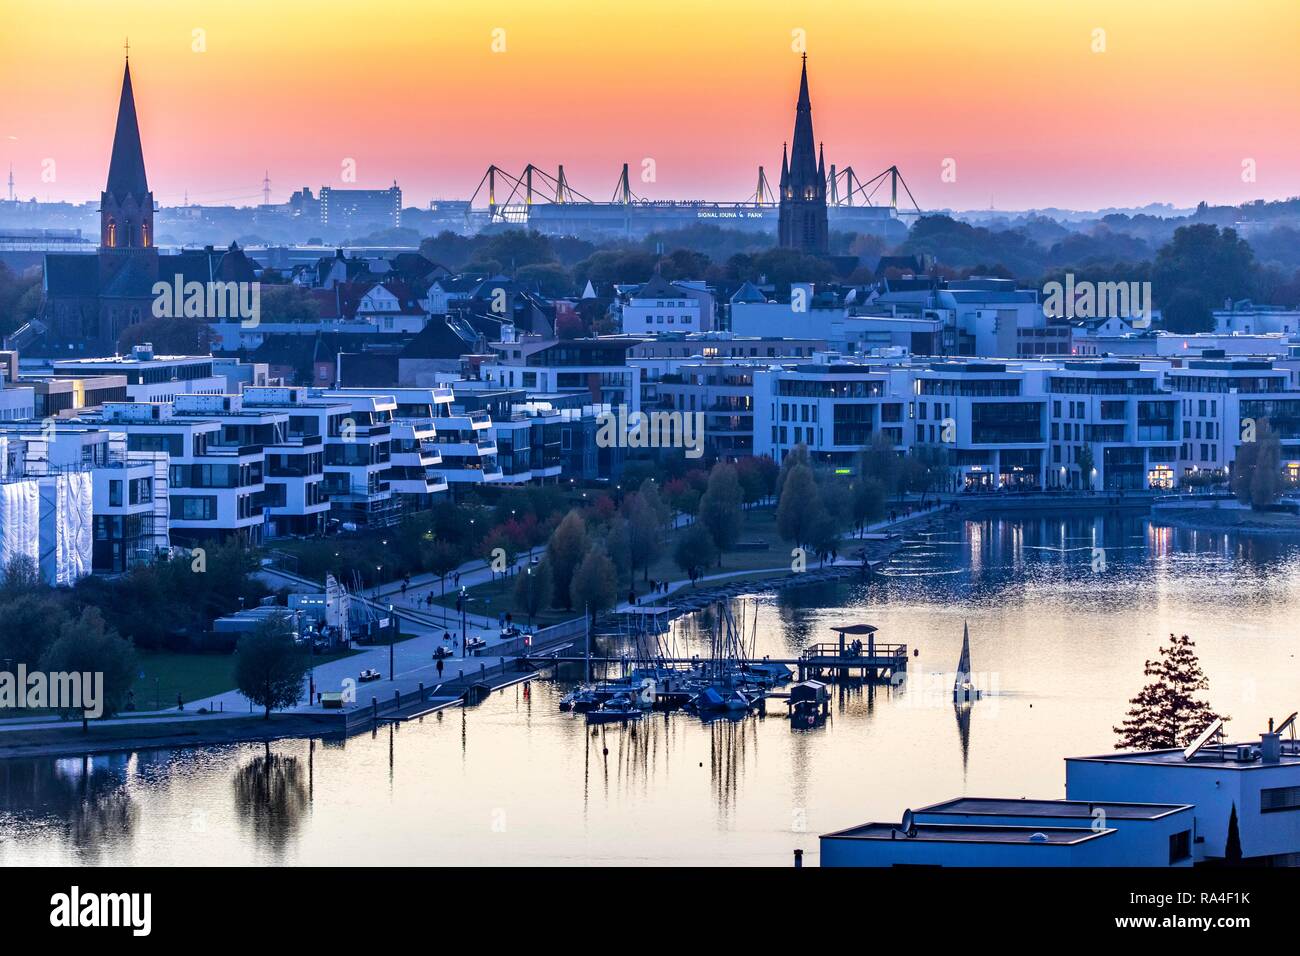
2,514,1298,866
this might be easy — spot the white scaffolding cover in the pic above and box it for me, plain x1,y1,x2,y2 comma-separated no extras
38,472,93,587
0,479,40,576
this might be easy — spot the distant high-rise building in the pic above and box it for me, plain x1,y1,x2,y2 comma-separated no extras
319,184,402,232
778,55,828,256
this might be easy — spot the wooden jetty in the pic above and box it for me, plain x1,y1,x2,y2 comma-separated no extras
796,624,907,683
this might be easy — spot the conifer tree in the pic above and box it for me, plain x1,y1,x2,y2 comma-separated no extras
1114,634,1224,749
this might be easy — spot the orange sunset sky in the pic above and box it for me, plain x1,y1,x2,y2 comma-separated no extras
2,0,1297,212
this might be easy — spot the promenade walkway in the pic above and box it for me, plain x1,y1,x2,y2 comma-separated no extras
0,504,942,736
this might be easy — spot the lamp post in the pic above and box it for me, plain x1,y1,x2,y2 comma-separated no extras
459,587,469,647
388,604,396,680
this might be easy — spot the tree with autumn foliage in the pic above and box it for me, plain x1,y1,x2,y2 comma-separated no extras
1114,634,1225,750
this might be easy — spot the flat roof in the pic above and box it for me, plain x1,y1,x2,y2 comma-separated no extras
1068,741,1300,771
821,822,1112,846
919,797,1191,821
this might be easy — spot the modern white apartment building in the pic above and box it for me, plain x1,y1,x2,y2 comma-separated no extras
169,393,289,544
753,359,905,469
484,336,642,417
658,360,766,459
329,386,450,506
96,401,264,545
239,386,343,536
910,361,1048,490
51,344,227,403
1165,357,1300,479
311,390,398,528
1042,360,1180,490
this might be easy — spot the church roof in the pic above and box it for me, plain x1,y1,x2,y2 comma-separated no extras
43,254,100,297
99,255,158,299
106,60,150,202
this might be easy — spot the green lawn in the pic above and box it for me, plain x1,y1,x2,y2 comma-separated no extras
131,647,361,711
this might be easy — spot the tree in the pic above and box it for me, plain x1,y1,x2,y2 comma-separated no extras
546,510,589,610
234,613,310,719
735,455,779,504
1114,634,1225,750
1077,444,1095,490
1224,804,1243,862
637,478,672,531
858,433,904,499
513,559,553,627
39,608,137,731
569,544,618,623
426,541,461,599
673,523,717,581
807,509,841,562
1231,418,1281,509
1152,224,1257,334
0,553,41,596
851,477,887,535
604,516,633,584
623,492,664,580
117,315,211,355
0,592,70,665
697,462,744,565
906,444,950,502
776,463,824,547
775,444,811,499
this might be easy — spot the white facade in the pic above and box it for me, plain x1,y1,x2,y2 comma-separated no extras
1066,738,1300,865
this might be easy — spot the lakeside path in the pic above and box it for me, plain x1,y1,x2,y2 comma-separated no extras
0,503,945,747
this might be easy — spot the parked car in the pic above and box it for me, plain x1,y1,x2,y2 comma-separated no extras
359,668,382,682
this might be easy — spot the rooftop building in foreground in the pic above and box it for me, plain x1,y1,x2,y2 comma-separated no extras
1066,733,1300,865
823,726,1300,867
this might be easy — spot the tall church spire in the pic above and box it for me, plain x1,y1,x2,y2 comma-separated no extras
778,55,828,255
100,55,155,253
106,58,150,202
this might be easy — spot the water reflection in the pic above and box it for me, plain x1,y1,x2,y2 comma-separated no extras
0,755,136,862
0,513,1296,865
231,742,308,858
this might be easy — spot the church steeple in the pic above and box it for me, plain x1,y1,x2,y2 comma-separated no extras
778,54,828,255
107,58,149,202
101,55,154,250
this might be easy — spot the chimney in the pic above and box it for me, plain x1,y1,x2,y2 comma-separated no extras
1261,732,1281,763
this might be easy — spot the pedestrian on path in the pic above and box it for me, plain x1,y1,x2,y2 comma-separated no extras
437,658,444,678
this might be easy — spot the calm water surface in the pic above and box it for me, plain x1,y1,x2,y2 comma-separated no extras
3,514,1297,866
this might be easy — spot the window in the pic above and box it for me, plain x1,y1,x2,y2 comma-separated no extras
1261,785,1300,813
108,480,122,508
172,495,217,521
1168,830,1191,863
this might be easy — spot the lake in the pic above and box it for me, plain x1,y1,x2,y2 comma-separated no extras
3,512,1296,866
